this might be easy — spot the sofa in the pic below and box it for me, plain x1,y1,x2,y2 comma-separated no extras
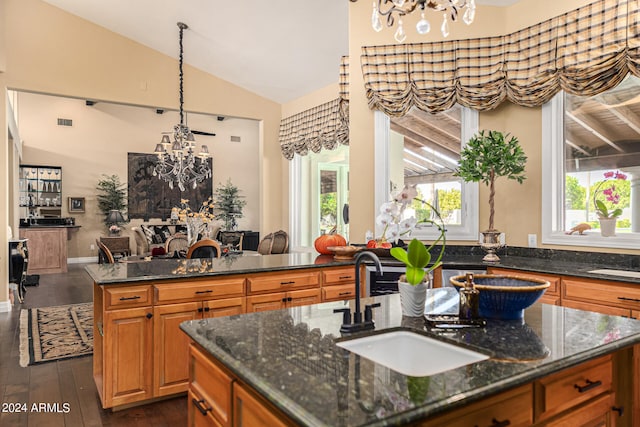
132,224,185,255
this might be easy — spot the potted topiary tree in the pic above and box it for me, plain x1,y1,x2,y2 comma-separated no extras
96,174,128,232
455,130,527,261
213,179,247,231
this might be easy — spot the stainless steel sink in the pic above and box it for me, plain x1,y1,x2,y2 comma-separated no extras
588,269,640,279
336,330,489,376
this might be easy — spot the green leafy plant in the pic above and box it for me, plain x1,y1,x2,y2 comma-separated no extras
96,174,128,227
454,130,527,231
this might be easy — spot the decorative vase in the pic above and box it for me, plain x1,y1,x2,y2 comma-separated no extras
186,217,204,246
599,218,617,237
480,230,502,262
398,280,428,317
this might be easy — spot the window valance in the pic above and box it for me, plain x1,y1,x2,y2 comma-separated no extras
361,0,639,116
279,97,349,160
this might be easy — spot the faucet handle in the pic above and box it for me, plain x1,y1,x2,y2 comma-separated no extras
333,308,352,326
364,303,381,322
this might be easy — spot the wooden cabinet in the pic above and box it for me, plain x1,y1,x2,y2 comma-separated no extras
189,341,626,427
95,265,352,409
488,267,561,306
534,355,612,422
154,279,246,397
102,305,154,408
233,383,292,427
246,288,321,313
100,236,131,257
188,343,293,427
419,384,533,427
563,276,640,316
321,266,361,302
19,227,68,274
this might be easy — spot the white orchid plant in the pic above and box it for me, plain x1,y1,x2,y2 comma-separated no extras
376,186,419,243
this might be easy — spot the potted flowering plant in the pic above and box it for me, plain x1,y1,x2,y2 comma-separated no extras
389,202,446,317
593,170,627,237
368,185,419,249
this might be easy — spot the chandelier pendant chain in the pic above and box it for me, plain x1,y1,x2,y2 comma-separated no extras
153,22,212,191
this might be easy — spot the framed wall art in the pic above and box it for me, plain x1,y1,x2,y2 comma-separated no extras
68,197,85,213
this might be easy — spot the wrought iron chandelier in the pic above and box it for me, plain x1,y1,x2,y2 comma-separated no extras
351,0,476,42
153,22,211,191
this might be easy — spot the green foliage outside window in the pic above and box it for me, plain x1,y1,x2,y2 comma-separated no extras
565,176,586,210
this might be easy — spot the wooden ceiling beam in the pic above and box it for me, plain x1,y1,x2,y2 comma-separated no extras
390,122,460,158
565,111,625,152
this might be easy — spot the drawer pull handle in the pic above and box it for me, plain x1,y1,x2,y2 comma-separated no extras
574,379,602,393
195,290,213,294
280,281,295,285
612,406,624,416
339,292,352,296
617,296,640,303
474,419,510,427
119,295,141,301
191,398,212,416
338,275,352,279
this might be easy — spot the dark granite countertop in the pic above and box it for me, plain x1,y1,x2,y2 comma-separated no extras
85,253,354,285
180,295,640,426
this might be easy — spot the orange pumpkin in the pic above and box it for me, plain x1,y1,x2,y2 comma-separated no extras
314,232,347,255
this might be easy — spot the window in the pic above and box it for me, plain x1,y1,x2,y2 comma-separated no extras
289,145,349,251
375,107,479,241
542,75,640,249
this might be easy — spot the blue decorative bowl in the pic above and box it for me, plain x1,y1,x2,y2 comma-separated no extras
450,274,550,320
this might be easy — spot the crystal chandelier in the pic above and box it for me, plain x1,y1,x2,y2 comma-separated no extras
153,22,211,191
351,0,476,42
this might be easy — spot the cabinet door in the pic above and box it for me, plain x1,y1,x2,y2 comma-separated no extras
233,383,291,427
287,288,321,308
103,306,153,408
543,393,615,427
19,228,67,273
191,344,234,427
203,297,245,318
246,293,286,313
153,302,201,397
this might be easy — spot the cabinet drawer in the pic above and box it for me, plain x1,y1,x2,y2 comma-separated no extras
322,283,356,302
422,384,532,427
155,278,245,303
322,267,356,285
104,285,152,309
246,271,319,294
188,389,223,427
544,393,615,427
535,355,612,421
563,277,640,309
488,268,560,296
190,344,233,427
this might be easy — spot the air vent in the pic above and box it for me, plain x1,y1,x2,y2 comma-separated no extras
230,136,241,143
57,118,73,126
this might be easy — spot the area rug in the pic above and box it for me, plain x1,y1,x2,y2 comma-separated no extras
19,303,93,367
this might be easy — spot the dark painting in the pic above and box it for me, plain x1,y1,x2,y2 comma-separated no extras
127,153,213,220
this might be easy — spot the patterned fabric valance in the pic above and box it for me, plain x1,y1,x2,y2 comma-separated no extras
279,97,349,160
361,0,640,115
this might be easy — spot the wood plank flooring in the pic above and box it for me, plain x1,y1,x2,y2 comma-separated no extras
0,264,187,426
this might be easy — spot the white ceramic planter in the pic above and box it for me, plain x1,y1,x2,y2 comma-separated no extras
398,280,428,317
599,218,616,237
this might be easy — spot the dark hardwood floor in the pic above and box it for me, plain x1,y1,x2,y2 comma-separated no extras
0,264,187,426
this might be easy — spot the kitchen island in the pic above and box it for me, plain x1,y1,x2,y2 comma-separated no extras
181,293,640,426
86,254,361,409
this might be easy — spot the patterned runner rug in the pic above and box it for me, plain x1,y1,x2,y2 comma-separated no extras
19,303,93,367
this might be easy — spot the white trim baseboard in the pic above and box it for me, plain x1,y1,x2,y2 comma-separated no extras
68,257,97,264
0,299,13,313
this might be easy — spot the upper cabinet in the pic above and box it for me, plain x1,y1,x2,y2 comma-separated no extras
19,165,62,218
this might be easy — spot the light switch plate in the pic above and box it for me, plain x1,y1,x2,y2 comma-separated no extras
527,234,537,248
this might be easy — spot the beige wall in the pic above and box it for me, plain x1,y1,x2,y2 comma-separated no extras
347,0,638,255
